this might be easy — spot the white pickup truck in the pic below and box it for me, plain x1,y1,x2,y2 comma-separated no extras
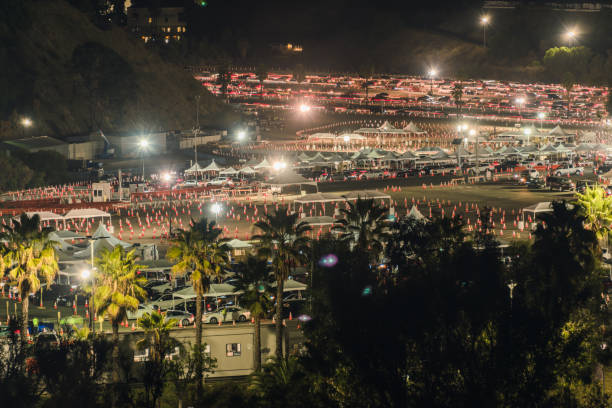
554,164,584,176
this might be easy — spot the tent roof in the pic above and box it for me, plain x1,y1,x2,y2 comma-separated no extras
548,125,568,136
173,280,305,299
203,159,221,171
407,205,426,220
308,132,336,140
294,192,342,204
18,211,64,222
264,170,317,187
403,122,426,133
298,216,336,226
522,201,552,214
226,238,252,249
219,167,238,175
64,208,111,219
337,133,366,140
239,166,257,174
431,150,450,160
575,143,594,152
354,127,379,133
539,144,557,153
398,150,418,159
254,158,272,169
73,225,131,258
378,121,397,131
184,162,205,174
342,190,391,201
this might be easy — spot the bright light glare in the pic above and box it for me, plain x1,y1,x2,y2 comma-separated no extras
80,269,91,279
481,16,489,25
524,128,532,135
21,118,32,127
428,69,437,77
566,30,575,38
211,203,221,214
515,97,525,105
139,139,149,148
469,129,476,136
343,135,350,142
162,173,171,182
299,104,310,113
273,161,287,171
237,130,246,140
538,112,546,119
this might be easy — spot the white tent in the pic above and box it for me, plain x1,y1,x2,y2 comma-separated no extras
308,133,336,140
407,205,427,221
378,121,397,132
63,208,111,220
336,133,366,141
238,166,257,174
522,202,553,216
548,125,568,136
403,122,426,134
294,192,343,206
226,238,252,249
16,211,64,222
184,162,205,175
203,159,221,172
73,223,130,258
219,167,239,176
254,158,272,169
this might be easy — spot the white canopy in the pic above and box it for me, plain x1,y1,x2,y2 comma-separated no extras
522,201,553,215
239,166,257,174
548,125,568,136
73,224,131,259
254,158,272,169
294,192,343,205
226,238,252,249
219,167,239,175
404,122,426,134
63,208,111,220
337,133,366,141
308,132,336,140
16,211,64,222
203,159,221,172
184,162,205,174
299,216,335,226
407,205,427,221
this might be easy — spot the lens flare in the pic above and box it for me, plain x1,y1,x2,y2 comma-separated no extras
318,254,338,267
362,285,373,296
298,314,312,322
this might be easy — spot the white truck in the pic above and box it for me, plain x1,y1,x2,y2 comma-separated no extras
554,164,584,177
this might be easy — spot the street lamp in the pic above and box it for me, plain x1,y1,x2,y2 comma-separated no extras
515,97,525,115
524,127,532,145
273,161,287,171
299,104,311,113
237,130,246,141
537,111,545,131
21,117,32,127
428,69,437,95
138,138,149,180
565,30,576,46
210,202,221,221
480,15,490,48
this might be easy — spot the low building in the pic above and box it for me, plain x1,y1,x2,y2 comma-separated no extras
107,132,167,157
127,1,187,44
178,130,225,150
2,136,96,160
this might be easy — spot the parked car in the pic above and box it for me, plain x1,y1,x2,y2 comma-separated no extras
35,332,60,349
206,177,234,187
554,164,584,176
203,306,250,324
127,304,159,320
527,178,546,190
164,310,195,327
546,176,575,191
149,293,180,311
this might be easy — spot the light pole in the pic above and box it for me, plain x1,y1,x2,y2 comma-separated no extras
211,202,221,222
194,95,201,182
537,112,545,131
469,128,479,177
524,127,532,146
21,117,32,137
428,69,437,95
138,139,149,180
480,16,490,48
515,97,525,116
566,30,576,47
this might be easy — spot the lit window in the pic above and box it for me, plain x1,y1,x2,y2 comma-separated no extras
226,343,241,357
183,26,187,32
177,35,181,40
148,17,152,23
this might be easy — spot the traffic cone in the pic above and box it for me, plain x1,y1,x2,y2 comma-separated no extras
54,301,57,310
218,320,222,326
178,319,182,328
131,323,135,331
289,312,293,321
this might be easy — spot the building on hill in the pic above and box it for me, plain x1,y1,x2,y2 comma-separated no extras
2,136,96,160
127,1,186,43
483,1,612,12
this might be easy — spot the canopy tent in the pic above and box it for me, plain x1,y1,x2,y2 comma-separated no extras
225,238,252,249
574,143,594,152
173,280,305,300
407,205,427,221
378,121,397,132
298,216,336,226
238,166,257,174
342,190,391,202
263,170,318,190
63,208,111,220
403,122,426,134
455,145,472,157
519,144,539,154
431,150,451,160
15,211,64,223
254,158,272,169
184,162,205,175
416,146,444,155
203,159,221,172
73,224,131,259
398,150,418,160
297,152,314,162
522,202,553,217
245,156,261,166
548,125,569,136
293,192,343,206
219,167,239,176
580,131,597,143
48,230,82,251
354,127,379,134
539,144,558,154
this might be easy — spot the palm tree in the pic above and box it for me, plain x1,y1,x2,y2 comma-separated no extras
562,71,575,110
256,64,268,99
452,82,464,115
253,211,310,359
575,185,612,249
2,213,58,342
94,246,146,388
137,311,178,408
166,218,229,399
232,256,273,371
335,197,390,262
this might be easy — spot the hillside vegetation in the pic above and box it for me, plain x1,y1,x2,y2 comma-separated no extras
0,0,232,139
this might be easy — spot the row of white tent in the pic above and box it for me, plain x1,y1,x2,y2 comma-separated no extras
18,208,112,223
307,121,427,141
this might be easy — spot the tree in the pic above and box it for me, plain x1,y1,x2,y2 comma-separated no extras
93,246,146,400
452,82,464,115
253,211,310,359
2,213,58,342
137,311,179,408
166,218,229,400
255,64,268,99
231,256,273,371
576,185,612,243
217,63,232,99
292,63,306,84
335,197,390,262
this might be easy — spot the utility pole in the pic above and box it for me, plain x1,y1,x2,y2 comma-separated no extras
89,238,95,332
194,95,200,182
